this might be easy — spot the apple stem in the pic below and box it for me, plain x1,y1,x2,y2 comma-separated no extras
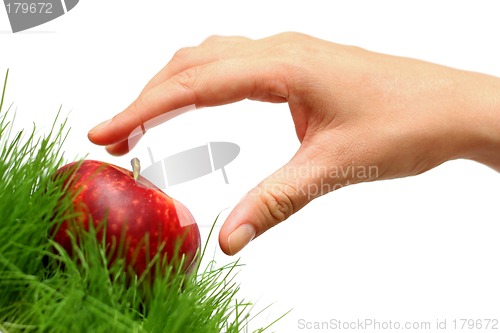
131,158,141,181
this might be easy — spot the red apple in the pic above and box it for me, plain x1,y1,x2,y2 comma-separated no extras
53,159,201,277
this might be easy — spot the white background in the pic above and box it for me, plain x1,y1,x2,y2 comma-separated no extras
1,1,500,332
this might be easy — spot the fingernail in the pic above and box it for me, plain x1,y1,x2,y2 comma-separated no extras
227,224,256,255
89,119,112,134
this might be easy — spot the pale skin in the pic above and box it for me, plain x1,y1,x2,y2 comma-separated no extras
88,32,500,256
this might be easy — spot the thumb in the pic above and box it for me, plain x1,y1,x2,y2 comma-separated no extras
219,145,337,255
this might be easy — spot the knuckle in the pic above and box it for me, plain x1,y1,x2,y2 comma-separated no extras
130,94,148,121
171,47,195,63
175,67,197,90
201,35,251,47
201,34,224,45
121,94,148,134
277,31,304,41
257,182,297,229
172,68,201,104
266,34,311,68
275,31,310,46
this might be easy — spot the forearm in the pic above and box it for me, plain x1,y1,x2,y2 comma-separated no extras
457,70,500,171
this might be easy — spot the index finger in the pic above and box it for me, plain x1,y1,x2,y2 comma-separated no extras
87,56,289,150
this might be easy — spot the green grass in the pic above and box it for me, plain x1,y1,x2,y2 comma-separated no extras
0,70,287,333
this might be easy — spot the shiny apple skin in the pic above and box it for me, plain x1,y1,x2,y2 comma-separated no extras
53,160,201,277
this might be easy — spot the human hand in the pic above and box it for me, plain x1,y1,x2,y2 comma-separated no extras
88,32,500,255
